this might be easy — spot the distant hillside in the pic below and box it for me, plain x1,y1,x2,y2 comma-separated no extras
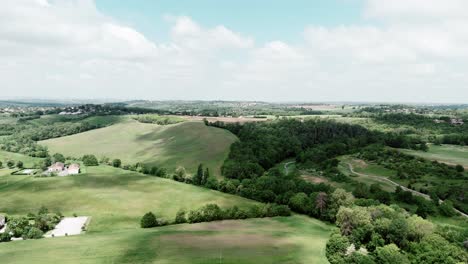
40,120,237,175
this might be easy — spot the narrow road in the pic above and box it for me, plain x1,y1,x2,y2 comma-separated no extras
284,161,296,175
346,163,468,218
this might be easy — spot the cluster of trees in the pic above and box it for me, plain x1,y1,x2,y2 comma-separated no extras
359,146,465,180
208,119,379,180
132,115,184,125
0,160,23,169
82,155,98,166
326,204,468,264
0,207,61,243
140,203,291,229
357,145,467,213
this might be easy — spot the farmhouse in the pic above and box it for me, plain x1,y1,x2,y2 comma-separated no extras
48,162,65,172
47,162,80,176
0,214,5,229
450,118,464,125
67,164,80,175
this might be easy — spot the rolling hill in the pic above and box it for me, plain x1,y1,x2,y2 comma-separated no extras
40,119,237,175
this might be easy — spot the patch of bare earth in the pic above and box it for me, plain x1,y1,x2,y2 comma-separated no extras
352,159,368,168
301,175,328,184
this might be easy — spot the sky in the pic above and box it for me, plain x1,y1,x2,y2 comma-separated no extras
1,0,468,103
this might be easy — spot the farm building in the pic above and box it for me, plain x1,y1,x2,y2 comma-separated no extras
450,118,464,125
0,214,5,229
47,163,80,176
67,164,80,175
48,162,65,172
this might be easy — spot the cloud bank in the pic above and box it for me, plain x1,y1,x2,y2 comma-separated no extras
1,0,468,103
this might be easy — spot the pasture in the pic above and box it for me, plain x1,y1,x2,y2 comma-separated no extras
401,144,468,168
0,166,255,232
40,120,237,175
0,150,43,168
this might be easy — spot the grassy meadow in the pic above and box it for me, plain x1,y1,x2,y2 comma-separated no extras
0,155,333,264
0,150,43,168
0,165,255,232
40,119,237,175
0,215,332,264
400,144,468,168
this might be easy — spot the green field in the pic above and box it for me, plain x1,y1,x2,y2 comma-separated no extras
0,162,332,263
40,120,237,175
0,150,43,168
401,144,468,168
338,157,397,192
0,215,332,264
0,165,254,232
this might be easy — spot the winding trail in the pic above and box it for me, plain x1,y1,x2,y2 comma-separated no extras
346,163,468,218
284,161,296,175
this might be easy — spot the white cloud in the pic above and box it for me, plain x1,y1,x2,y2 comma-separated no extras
1,0,468,103
365,0,468,20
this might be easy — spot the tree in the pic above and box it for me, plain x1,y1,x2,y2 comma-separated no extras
325,233,350,264
315,192,328,215
112,159,121,168
374,244,409,264
52,153,65,163
6,160,15,168
202,167,210,186
455,164,464,173
6,216,30,237
173,166,186,182
0,161,2,168
406,215,434,241
23,227,44,240
174,209,187,224
336,207,372,236
82,155,98,166
140,212,158,228
16,161,23,169
439,201,456,217
193,164,204,185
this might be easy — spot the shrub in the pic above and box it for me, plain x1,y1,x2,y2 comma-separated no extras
112,159,122,168
23,227,44,240
175,209,187,224
140,212,158,228
82,155,98,166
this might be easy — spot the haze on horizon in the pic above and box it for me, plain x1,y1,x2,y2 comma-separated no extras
1,0,468,103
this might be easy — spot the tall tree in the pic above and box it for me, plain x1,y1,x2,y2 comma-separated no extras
193,164,204,185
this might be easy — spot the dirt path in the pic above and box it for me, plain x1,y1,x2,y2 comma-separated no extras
284,161,296,175
346,163,468,218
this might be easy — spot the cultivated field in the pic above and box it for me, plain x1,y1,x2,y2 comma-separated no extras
0,215,332,264
401,144,468,168
40,119,237,175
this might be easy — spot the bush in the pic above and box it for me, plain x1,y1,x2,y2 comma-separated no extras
112,159,122,168
82,155,98,166
0,232,11,243
140,212,158,228
23,227,44,240
174,209,187,224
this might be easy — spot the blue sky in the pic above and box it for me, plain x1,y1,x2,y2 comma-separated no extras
95,0,365,44
2,0,468,102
